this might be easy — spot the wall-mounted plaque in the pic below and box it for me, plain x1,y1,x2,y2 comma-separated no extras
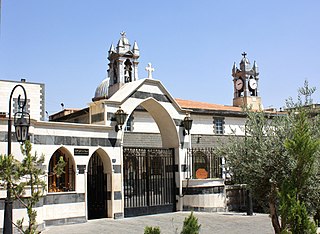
74,148,89,156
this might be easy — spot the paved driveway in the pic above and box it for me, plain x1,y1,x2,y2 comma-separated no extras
43,212,274,234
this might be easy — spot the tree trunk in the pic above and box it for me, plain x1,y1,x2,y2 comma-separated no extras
269,182,281,234
269,200,281,234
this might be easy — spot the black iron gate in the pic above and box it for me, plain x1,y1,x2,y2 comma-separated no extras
87,152,107,219
123,148,176,217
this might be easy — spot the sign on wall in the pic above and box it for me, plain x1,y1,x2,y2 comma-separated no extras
74,148,89,156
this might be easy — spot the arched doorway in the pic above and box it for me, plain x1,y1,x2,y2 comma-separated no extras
123,98,179,217
87,152,107,219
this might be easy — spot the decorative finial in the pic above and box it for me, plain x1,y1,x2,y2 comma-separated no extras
242,52,247,58
120,31,126,37
145,63,155,79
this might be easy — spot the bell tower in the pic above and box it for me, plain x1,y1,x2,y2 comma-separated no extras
107,32,140,97
232,53,262,110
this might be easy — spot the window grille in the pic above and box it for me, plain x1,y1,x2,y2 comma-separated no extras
186,148,223,179
213,118,225,135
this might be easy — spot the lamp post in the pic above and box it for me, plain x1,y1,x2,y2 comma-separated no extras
4,84,30,234
181,113,193,179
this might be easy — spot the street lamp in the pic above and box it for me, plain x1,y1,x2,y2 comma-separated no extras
182,113,193,135
114,106,128,132
4,84,30,234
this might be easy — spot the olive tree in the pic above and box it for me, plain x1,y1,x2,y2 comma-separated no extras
218,82,320,233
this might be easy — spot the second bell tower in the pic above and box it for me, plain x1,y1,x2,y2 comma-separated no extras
232,53,262,110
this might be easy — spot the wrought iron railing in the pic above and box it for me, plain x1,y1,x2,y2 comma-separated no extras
186,148,223,179
123,147,175,212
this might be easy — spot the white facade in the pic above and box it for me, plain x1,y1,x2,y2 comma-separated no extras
0,33,256,232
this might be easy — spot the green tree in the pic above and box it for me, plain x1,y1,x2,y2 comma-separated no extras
220,110,291,233
0,141,65,233
0,154,21,218
218,82,320,233
14,141,46,234
279,111,319,233
180,212,201,234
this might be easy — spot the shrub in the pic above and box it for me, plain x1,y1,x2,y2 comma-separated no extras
144,226,161,234
181,212,201,234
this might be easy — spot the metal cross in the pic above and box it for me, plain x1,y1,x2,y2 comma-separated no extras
145,63,154,79
242,52,247,58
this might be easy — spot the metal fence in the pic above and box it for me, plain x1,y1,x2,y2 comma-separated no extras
186,148,223,179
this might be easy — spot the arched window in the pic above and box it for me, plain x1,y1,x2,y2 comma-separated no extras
189,148,222,179
113,61,118,84
48,149,75,192
124,59,132,83
192,151,209,179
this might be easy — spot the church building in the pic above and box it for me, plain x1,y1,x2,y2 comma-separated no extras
0,32,264,230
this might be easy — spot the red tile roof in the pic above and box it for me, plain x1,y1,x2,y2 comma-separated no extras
175,98,243,112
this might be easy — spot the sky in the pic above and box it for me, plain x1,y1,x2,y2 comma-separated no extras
0,1,319,114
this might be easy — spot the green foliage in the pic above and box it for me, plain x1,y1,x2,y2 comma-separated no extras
218,80,320,233
280,183,317,234
180,212,201,234
286,80,316,108
284,111,320,196
53,156,66,178
15,141,46,234
219,110,292,210
278,111,319,233
144,226,161,234
0,141,64,234
0,154,21,197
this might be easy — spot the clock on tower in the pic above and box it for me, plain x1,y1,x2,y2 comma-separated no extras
231,53,262,110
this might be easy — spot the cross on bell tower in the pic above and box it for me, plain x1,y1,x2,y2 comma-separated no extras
232,52,262,110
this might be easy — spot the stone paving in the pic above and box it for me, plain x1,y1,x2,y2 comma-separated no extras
43,212,275,234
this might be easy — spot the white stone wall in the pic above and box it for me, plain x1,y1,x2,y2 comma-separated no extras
0,78,248,228
44,202,85,221
225,117,245,135
128,112,246,136
130,111,160,133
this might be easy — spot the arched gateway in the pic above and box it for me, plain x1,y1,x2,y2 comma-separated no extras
90,32,182,218
87,149,112,219
87,152,106,219
122,98,179,217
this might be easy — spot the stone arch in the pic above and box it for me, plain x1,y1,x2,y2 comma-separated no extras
90,148,112,174
121,97,179,217
87,148,112,219
48,146,76,192
122,97,179,148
